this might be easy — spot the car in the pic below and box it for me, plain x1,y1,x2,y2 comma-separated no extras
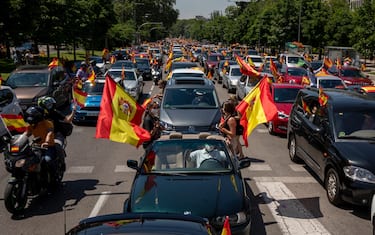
89,55,109,72
267,83,304,135
328,65,373,87
214,60,237,84
169,61,201,74
279,53,306,67
66,212,217,235
110,59,137,70
372,194,375,235
0,86,23,116
159,77,221,134
105,68,144,101
167,68,205,80
245,55,263,70
236,75,260,101
124,133,252,235
5,65,72,111
204,53,225,75
279,65,309,84
73,78,105,124
222,64,242,93
134,58,152,81
287,88,375,206
314,75,347,89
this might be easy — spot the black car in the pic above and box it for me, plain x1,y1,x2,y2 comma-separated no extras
124,133,252,235
67,212,217,235
287,88,375,206
135,58,152,80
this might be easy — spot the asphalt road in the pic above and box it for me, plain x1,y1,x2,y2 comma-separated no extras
0,78,372,235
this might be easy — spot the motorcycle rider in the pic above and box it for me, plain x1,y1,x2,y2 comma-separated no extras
23,106,59,179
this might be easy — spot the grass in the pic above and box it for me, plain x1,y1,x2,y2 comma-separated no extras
0,49,101,80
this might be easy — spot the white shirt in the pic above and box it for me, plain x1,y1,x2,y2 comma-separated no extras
189,148,227,168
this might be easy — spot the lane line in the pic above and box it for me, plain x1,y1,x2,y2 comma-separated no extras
256,181,330,235
89,191,111,218
249,163,272,171
114,165,133,172
66,166,94,174
253,177,317,183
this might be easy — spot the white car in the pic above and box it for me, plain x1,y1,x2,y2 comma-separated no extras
222,64,242,93
245,55,264,70
168,68,205,80
105,68,144,101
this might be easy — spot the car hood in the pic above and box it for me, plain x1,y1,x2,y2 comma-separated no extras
275,103,293,115
13,87,49,100
334,141,375,172
130,174,245,218
160,109,220,126
84,94,102,107
123,80,138,89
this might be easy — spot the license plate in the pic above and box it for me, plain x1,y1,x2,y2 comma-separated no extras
86,112,98,116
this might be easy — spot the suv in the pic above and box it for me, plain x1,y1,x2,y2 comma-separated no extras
159,77,221,134
5,65,71,111
287,88,375,206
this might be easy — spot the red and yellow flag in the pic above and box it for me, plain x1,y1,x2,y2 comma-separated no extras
142,97,152,109
221,216,232,235
323,57,333,69
315,68,330,77
301,75,310,86
121,65,126,80
88,70,95,85
269,59,279,79
48,58,60,69
318,88,328,106
236,75,278,147
72,86,88,108
336,57,342,70
0,114,29,133
235,54,260,77
95,75,150,147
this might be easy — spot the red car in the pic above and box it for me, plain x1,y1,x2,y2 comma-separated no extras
268,83,304,135
204,53,224,75
328,65,373,86
279,66,309,84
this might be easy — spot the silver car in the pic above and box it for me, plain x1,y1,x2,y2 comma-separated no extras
105,68,144,101
222,64,242,93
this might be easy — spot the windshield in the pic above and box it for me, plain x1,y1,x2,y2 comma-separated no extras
287,68,307,76
273,87,300,103
7,72,49,87
231,68,242,76
142,139,232,173
319,79,344,88
172,63,198,70
82,82,105,94
334,109,375,138
112,61,135,69
341,69,364,78
163,88,219,109
107,71,136,80
172,73,204,79
136,60,150,69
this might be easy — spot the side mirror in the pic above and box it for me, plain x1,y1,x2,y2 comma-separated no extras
238,157,251,170
127,159,139,171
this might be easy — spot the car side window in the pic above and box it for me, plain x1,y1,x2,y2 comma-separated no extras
0,89,14,107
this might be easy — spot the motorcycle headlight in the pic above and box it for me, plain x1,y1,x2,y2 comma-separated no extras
344,166,375,183
212,212,248,227
15,159,26,168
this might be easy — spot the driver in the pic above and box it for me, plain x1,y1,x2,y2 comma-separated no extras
188,144,226,168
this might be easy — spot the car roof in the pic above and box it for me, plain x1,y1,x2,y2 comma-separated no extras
271,83,304,89
167,77,215,87
171,68,204,74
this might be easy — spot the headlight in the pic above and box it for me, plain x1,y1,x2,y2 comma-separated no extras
159,120,174,131
212,212,248,226
343,166,375,183
278,111,288,119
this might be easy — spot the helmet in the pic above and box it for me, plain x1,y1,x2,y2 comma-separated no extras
81,61,87,67
24,106,44,125
90,60,96,66
38,96,56,111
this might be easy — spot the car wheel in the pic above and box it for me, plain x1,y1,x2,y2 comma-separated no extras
268,121,274,135
325,168,343,206
288,134,300,162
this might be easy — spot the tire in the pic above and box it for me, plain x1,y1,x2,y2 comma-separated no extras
4,182,27,215
53,158,66,186
288,134,300,162
268,121,275,135
325,168,343,206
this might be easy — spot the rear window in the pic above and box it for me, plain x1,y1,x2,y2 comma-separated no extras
82,82,105,94
163,88,219,108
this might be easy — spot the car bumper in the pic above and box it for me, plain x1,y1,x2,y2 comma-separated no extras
73,110,100,123
272,118,289,134
341,177,375,206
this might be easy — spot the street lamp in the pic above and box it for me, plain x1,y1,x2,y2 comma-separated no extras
136,22,162,45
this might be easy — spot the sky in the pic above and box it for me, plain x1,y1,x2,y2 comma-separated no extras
175,0,236,19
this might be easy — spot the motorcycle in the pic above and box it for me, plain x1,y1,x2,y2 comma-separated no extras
1,132,66,215
151,66,162,85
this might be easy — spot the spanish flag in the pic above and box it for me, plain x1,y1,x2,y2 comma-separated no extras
88,70,95,85
323,57,333,69
72,86,88,108
95,75,151,147
236,75,278,147
48,58,60,69
221,216,232,235
269,59,279,79
0,114,29,133
318,88,328,107
235,54,260,77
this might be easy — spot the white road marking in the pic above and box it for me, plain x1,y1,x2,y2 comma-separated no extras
249,163,272,171
289,164,306,172
253,177,317,184
256,181,330,235
89,191,111,218
256,129,269,133
66,166,94,174
114,165,133,172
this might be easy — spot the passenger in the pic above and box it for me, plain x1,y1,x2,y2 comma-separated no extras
192,91,209,105
142,101,162,149
188,144,227,168
75,61,89,82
